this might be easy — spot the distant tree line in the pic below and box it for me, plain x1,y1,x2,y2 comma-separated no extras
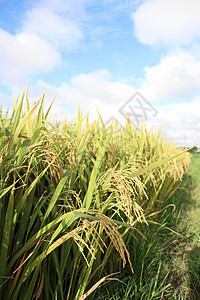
177,146,199,153
188,146,199,153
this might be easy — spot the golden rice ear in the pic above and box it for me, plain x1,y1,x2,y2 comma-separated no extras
96,167,147,226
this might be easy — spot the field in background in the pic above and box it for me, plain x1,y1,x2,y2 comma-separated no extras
0,90,191,299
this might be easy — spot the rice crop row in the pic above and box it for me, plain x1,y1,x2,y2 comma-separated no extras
0,89,191,299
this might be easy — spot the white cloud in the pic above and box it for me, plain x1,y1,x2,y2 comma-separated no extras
141,50,200,101
70,69,135,100
0,0,88,87
31,69,200,147
31,69,136,122
32,71,200,147
3,66,199,147
145,98,200,146
21,4,84,51
132,0,200,47
0,29,61,86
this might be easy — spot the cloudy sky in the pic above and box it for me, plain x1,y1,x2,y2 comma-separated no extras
0,0,200,147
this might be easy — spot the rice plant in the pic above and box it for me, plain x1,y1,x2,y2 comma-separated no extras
0,89,191,299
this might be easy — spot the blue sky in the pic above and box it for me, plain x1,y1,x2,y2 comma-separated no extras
0,0,200,146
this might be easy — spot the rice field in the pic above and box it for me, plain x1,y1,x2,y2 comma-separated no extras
0,90,191,299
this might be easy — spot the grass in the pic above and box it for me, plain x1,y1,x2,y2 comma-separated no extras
0,89,191,299
181,154,200,298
